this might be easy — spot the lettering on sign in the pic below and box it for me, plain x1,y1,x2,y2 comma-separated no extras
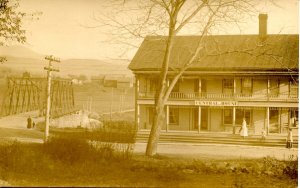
195,101,238,106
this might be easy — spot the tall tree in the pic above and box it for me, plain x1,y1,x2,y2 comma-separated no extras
0,0,28,63
92,0,292,156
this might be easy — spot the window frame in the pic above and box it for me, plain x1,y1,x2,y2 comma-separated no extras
169,107,179,125
289,79,299,97
241,78,253,96
223,79,234,94
223,108,233,124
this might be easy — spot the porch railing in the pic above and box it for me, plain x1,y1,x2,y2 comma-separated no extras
138,92,298,101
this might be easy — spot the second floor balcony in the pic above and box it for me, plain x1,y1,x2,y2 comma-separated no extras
138,91,298,101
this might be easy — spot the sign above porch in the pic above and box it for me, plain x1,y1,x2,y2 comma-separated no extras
195,101,238,106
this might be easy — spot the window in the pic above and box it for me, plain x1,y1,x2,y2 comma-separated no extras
148,107,155,125
242,78,252,96
270,110,278,121
171,80,180,92
270,79,279,97
289,79,298,97
236,109,251,126
224,109,233,124
290,110,298,127
169,107,179,125
223,79,234,94
149,78,157,92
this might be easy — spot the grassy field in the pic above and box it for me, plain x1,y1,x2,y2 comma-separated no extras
73,83,135,115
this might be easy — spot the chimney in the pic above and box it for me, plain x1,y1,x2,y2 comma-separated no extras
259,13,268,41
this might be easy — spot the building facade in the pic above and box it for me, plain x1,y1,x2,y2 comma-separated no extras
129,15,299,135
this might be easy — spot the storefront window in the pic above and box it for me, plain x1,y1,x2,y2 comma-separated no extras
169,107,179,125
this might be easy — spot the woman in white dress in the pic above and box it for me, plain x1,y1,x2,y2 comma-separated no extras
240,118,248,138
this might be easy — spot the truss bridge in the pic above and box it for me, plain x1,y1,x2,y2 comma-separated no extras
0,76,76,118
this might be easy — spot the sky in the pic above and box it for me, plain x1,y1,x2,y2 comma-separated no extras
18,0,299,60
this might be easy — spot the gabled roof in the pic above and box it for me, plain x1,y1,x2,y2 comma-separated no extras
128,34,299,71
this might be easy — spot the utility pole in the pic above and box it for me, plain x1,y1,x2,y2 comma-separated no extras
110,87,114,123
44,55,60,142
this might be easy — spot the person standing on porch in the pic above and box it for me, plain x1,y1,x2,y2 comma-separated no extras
286,128,293,149
240,118,248,138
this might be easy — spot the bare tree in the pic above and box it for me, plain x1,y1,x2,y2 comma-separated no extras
91,0,296,156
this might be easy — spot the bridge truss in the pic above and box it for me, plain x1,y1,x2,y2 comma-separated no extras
0,77,75,118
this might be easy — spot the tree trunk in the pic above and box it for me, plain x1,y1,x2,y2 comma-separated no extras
145,101,165,156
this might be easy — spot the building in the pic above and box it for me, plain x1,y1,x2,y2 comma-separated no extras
117,77,134,88
128,14,299,135
91,75,106,85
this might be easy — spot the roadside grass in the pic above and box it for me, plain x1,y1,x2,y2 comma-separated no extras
0,136,297,187
0,119,297,187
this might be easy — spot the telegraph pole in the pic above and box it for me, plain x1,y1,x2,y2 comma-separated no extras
44,55,60,142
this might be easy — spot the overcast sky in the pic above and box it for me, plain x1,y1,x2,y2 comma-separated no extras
19,0,298,60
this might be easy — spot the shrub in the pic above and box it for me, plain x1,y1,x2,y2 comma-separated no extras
43,136,93,164
0,140,47,180
283,155,298,179
0,140,23,172
90,120,137,143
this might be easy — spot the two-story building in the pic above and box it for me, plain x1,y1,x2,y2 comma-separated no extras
128,14,299,135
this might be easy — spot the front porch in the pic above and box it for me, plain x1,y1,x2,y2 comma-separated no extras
136,129,298,148
137,104,298,135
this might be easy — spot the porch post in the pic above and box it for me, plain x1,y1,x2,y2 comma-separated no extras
266,107,270,135
232,107,236,134
198,106,201,133
267,78,270,99
278,108,281,133
199,78,202,97
287,109,290,130
136,104,140,130
135,76,140,130
166,105,169,132
233,78,236,96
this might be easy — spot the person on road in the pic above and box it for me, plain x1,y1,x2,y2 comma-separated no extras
27,116,32,129
286,128,293,149
240,118,248,138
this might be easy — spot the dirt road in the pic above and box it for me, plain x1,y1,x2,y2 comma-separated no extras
134,142,298,160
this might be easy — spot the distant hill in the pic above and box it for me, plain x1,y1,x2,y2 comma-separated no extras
0,45,44,59
0,46,132,77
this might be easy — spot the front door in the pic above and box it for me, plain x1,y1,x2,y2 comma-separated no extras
269,109,279,133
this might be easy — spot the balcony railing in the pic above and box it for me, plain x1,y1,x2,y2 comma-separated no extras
138,92,298,101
